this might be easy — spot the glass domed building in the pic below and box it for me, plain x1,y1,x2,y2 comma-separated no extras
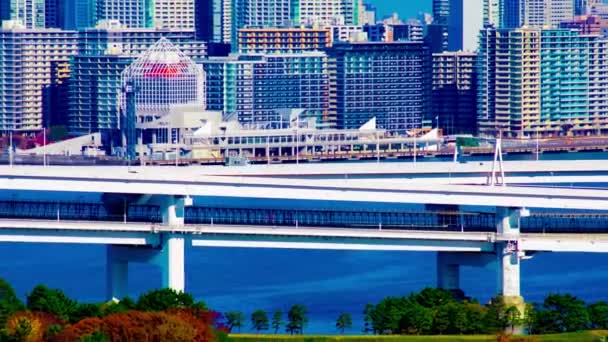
120,37,205,148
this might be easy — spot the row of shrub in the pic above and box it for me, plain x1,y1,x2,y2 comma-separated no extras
0,277,226,342
362,288,608,336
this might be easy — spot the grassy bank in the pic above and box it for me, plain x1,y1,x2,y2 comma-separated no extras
229,330,608,342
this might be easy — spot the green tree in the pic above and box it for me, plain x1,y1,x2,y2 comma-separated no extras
286,304,308,335
483,295,508,333
537,293,590,333
523,303,537,335
0,278,24,327
462,302,487,334
26,285,77,321
251,310,269,333
335,313,352,334
225,311,245,333
271,310,283,334
8,319,32,342
398,301,433,335
433,305,451,335
413,288,454,308
71,303,102,323
504,306,522,334
368,296,409,334
78,331,108,342
101,297,136,316
136,288,198,311
588,301,608,329
45,324,64,340
363,304,374,334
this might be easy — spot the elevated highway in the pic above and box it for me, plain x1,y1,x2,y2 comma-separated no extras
2,161,608,306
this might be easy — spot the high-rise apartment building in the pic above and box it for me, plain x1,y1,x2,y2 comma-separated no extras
68,55,133,133
195,0,231,43
3,0,46,28
96,0,154,28
0,22,78,132
433,0,450,25
484,0,500,26
522,0,546,26
432,51,477,135
362,2,375,25
392,20,424,42
202,52,331,127
523,0,574,27
294,0,359,26
155,0,195,29
448,0,484,51
590,2,608,20
329,25,366,43
501,0,523,28
77,21,204,57
560,15,607,34
44,0,62,28
63,0,96,29
238,28,330,54
327,42,431,133
478,27,608,137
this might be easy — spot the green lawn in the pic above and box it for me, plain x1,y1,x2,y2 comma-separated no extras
228,331,608,342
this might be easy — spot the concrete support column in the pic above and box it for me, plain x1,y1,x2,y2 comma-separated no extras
437,252,460,291
436,252,494,293
161,196,186,226
497,241,521,298
106,245,128,301
106,196,189,301
495,207,527,325
159,234,185,291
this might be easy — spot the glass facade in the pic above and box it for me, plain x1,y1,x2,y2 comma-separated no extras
328,42,431,134
68,55,133,134
120,38,205,126
202,52,331,127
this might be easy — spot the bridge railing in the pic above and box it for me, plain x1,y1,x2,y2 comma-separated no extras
0,200,608,233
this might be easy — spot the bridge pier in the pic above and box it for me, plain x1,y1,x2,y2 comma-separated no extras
436,252,495,295
437,208,528,315
106,196,188,301
496,207,527,318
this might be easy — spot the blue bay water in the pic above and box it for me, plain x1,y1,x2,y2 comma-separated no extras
2,243,608,334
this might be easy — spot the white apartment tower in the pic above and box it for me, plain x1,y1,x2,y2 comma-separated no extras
155,0,195,29
0,23,78,132
523,0,574,27
97,0,153,28
291,0,360,27
8,0,45,28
